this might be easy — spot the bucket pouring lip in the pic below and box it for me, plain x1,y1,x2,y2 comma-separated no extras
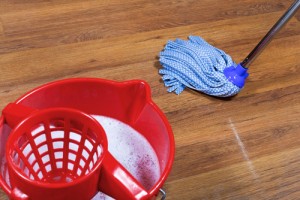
0,78,175,199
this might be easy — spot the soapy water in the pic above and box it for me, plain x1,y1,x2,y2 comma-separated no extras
91,115,161,200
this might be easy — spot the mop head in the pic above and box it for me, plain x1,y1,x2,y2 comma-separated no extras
159,36,242,97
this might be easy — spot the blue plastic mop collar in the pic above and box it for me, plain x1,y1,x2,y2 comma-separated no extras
223,64,249,88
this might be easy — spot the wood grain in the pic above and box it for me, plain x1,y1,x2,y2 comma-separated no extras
0,0,300,199
0,19,3,38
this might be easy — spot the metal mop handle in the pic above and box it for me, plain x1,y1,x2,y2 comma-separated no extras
241,0,300,68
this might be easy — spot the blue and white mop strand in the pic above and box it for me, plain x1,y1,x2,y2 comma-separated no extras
159,36,248,97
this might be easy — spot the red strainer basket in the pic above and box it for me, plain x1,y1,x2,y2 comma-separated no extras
4,104,148,200
6,107,107,200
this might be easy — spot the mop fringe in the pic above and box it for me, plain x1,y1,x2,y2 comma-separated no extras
159,36,241,97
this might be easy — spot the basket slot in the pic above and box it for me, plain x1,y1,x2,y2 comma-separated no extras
82,149,89,160
23,167,29,176
77,168,82,176
45,164,52,172
31,123,45,137
34,134,46,146
68,153,76,161
56,161,63,169
22,144,32,157
54,152,63,159
28,153,36,165
51,130,64,139
53,141,63,149
41,154,50,163
68,163,74,171
38,144,48,155
89,161,93,171
69,142,79,152
69,132,81,142
37,171,43,179
79,159,85,168
84,140,93,152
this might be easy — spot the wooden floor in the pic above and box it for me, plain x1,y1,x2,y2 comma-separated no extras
0,0,300,199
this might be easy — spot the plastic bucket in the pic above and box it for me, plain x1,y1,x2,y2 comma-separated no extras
0,78,175,200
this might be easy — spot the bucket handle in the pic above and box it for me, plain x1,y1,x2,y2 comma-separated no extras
99,152,149,200
159,188,166,200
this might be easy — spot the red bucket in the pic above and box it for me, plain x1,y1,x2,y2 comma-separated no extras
0,78,175,200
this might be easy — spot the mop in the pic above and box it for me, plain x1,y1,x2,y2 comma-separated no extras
159,0,300,97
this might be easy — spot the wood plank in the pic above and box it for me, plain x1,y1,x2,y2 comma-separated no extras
0,0,295,54
1,0,286,36
0,20,3,37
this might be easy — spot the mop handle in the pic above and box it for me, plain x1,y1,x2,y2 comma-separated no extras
241,0,300,68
